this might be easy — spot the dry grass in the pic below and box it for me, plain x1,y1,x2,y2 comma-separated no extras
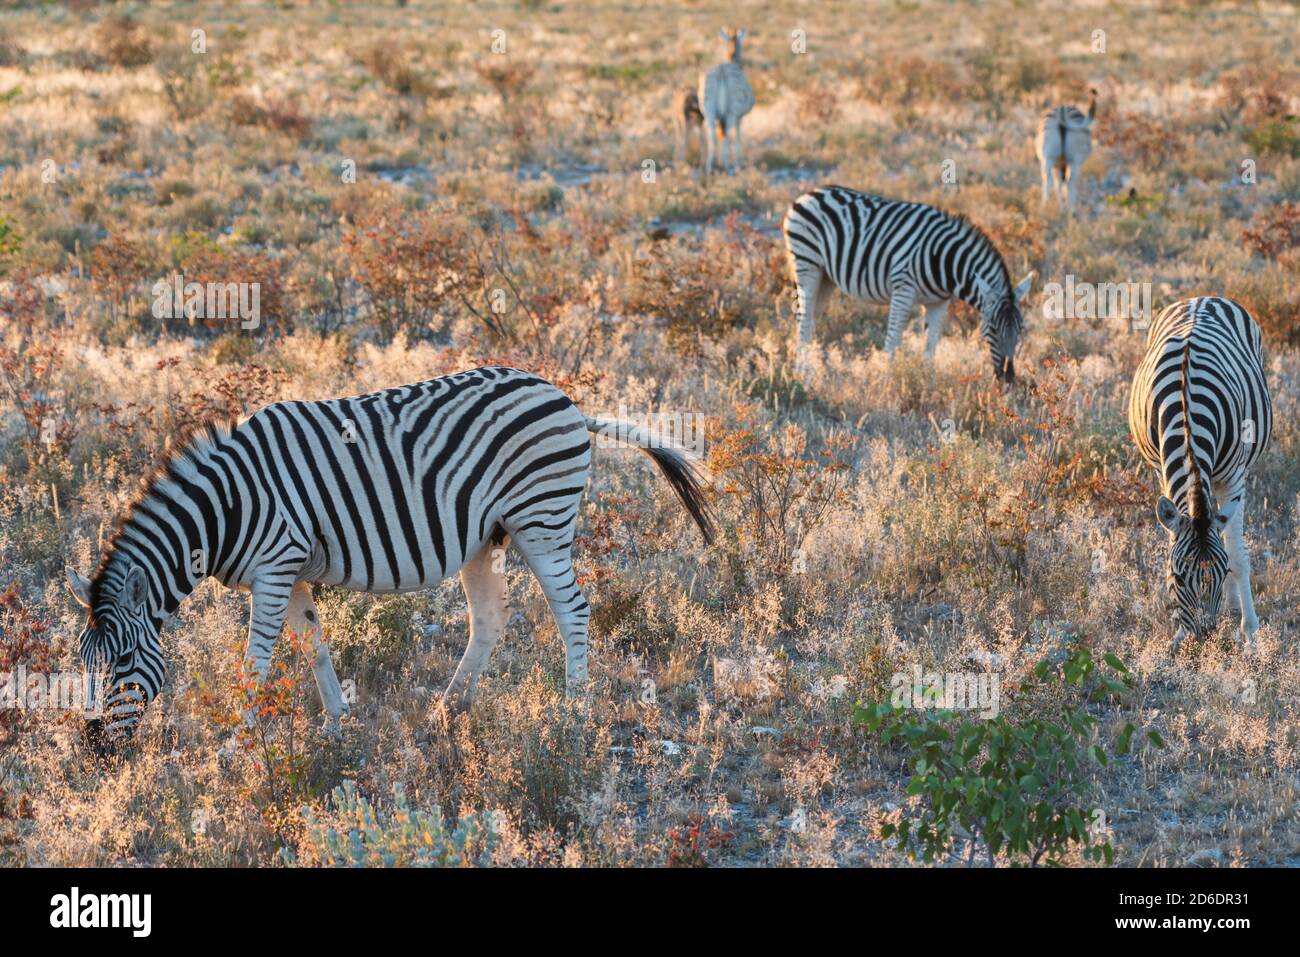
1,0,1299,867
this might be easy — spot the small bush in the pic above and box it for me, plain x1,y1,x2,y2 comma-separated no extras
287,781,496,867
96,16,153,69
857,644,1161,867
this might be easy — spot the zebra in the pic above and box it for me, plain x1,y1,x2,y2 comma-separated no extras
782,185,1034,381
673,86,705,167
700,28,754,176
65,367,715,754
1035,89,1097,211
1127,297,1272,651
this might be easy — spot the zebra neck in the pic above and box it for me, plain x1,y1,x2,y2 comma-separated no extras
101,450,226,620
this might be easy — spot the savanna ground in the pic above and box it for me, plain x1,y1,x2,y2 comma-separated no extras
1,0,1299,867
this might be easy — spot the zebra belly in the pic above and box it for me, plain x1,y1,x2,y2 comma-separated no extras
304,525,492,593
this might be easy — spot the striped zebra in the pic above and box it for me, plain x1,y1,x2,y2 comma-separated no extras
783,185,1034,380
65,367,714,754
1034,90,1096,211
1127,298,1272,650
700,28,754,176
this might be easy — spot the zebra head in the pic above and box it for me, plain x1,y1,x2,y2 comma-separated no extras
975,271,1034,383
719,27,747,63
1156,495,1234,643
66,563,163,756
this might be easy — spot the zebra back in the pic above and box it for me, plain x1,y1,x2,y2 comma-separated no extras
1128,297,1272,508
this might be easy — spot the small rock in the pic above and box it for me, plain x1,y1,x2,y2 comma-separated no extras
1184,848,1223,868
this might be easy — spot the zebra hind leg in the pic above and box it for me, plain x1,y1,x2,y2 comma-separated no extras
443,531,511,712
792,266,825,372
286,581,349,736
509,523,591,700
924,301,950,361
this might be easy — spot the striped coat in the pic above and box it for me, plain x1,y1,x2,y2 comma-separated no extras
67,367,714,752
700,29,754,175
783,185,1034,380
1128,298,1272,647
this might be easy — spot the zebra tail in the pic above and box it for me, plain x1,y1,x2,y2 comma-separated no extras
584,416,716,545
1180,340,1210,532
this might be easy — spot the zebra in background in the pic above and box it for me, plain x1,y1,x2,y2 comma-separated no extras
1035,89,1097,211
66,367,715,754
1127,298,1272,651
673,86,705,167
700,28,754,176
782,185,1034,380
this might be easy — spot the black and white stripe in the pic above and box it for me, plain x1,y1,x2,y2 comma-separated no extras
67,367,714,752
782,185,1034,380
1127,297,1272,649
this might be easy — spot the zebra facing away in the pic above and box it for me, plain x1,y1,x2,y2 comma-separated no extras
1128,298,1272,651
1035,90,1097,211
700,28,754,176
65,367,715,754
783,185,1034,380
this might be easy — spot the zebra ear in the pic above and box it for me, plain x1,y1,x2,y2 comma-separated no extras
66,566,93,609
719,28,730,41
1214,499,1238,531
736,29,747,40
122,565,149,615
1014,271,1035,301
1156,496,1183,533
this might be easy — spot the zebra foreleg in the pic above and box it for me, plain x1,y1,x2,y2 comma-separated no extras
225,575,297,749
924,301,950,361
286,581,349,735
884,285,918,357
443,538,510,712
1225,498,1260,645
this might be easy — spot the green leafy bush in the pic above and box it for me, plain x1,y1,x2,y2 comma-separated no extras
856,644,1162,867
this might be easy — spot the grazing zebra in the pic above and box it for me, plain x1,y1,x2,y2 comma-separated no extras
65,367,715,754
673,86,705,166
1035,90,1097,211
700,28,754,176
1127,298,1272,651
783,185,1034,380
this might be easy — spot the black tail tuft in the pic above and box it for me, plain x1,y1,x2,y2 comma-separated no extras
643,446,716,546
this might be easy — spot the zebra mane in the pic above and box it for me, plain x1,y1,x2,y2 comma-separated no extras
88,418,235,610
1179,340,1213,538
